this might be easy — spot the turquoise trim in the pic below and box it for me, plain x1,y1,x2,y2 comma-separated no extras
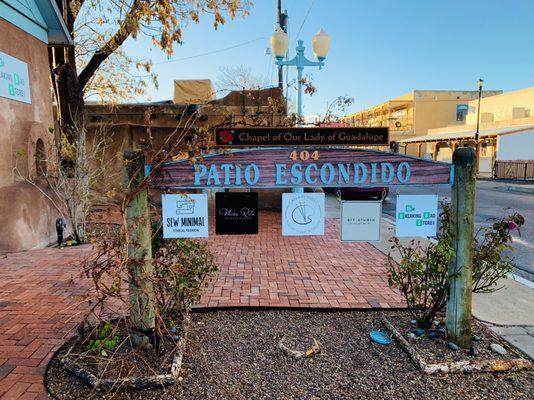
0,2,48,43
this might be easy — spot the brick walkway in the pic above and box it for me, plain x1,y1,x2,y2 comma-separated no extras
0,246,94,399
200,211,404,309
0,211,403,398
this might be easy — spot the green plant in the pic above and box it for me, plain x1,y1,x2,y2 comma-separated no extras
387,202,524,329
86,321,120,356
152,223,218,318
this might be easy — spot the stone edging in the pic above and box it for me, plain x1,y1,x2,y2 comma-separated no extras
381,317,533,374
59,313,190,391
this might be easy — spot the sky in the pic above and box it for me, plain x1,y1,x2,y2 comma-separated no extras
122,0,534,117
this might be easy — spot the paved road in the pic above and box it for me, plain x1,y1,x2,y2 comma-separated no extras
381,180,534,281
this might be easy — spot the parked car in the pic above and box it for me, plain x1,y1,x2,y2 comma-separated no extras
324,186,389,200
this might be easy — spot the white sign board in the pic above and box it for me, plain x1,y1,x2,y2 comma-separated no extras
341,201,382,242
282,193,325,236
162,193,209,238
395,195,438,237
0,51,31,104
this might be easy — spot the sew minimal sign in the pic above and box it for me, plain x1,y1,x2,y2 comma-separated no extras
153,148,453,189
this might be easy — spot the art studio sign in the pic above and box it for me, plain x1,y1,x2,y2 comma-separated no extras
153,148,453,190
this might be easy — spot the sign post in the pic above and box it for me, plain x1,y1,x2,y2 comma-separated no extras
125,150,156,348
445,147,476,348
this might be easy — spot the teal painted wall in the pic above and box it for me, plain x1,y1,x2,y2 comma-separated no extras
0,0,48,43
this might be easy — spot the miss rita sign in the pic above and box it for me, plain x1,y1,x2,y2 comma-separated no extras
153,148,453,189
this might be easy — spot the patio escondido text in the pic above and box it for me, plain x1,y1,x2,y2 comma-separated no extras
193,161,411,187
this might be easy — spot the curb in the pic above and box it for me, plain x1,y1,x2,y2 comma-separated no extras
497,185,534,194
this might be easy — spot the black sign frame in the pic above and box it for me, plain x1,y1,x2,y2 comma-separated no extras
215,192,259,235
215,127,389,147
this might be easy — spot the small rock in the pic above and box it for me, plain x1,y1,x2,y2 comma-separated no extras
170,326,177,334
410,319,418,325
406,332,416,340
472,334,482,342
410,328,425,337
143,342,153,350
433,320,440,327
490,343,507,355
172,335,180,340
428,331,437,339
448,342,459,351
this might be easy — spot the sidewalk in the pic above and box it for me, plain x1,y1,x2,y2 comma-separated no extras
373,217,534,360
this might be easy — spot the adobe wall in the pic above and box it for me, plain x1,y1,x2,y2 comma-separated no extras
0,18,61,251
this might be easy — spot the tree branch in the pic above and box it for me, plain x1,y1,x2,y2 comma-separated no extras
78,0,142,90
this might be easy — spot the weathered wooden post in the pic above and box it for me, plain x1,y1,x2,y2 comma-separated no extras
124,149,156,348
445,147,476,348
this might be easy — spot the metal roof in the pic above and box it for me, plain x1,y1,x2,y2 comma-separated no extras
398,124,534,143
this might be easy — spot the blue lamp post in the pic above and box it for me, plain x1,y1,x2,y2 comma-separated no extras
270,27,331,127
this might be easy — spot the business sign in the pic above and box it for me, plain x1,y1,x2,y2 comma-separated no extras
282,193,325,236
215,127,388,147
395,195,438,237
162,193,209,238
340,201,382,242
215,192,258,235
153,148,453,190
0,51,31,104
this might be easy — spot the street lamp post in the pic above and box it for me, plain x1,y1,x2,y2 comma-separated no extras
475,78,484,174
270,27,331,127
475,78,484,142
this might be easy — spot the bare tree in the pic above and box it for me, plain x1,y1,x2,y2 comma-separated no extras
215,65,269,94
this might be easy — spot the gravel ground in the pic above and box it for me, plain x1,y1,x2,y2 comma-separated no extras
386,313,523,364
46,310,534,400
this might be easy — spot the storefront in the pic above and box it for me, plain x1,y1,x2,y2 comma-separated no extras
0,0,72,251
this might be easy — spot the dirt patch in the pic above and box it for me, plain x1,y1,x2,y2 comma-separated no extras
385,313,524,364
46,310,534,400
61,317,184,382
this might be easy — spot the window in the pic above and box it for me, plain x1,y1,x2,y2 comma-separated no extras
456,104,468,122
35,139,46,178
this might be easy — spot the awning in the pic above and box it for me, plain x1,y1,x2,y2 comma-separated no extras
398,124,534,143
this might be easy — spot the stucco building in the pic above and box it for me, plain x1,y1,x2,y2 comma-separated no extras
399,87,534,177
86,82,287,208
341,90,501,152
0,0,72,251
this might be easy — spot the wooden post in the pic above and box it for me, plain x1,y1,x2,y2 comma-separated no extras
446,147,476,348
124,149,156,348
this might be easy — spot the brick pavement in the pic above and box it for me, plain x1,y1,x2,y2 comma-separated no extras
0,211,404,398
0,246,94,399
199,211,404,309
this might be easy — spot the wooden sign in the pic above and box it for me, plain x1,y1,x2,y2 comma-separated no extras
152,148,453,189
215,192,258,235
215,127,388,147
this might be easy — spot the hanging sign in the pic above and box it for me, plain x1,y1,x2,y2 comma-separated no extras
162,193,209,238
282,193,325,236
215,127,389,147
0,51,31,104
395,195,438,237
340,201,382,242
152,148,453,190
215,192,258,235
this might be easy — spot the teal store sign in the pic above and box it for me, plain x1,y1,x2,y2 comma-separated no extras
0,51,31,104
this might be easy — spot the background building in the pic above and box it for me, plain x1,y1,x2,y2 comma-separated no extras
0,0,72,251
399,87,534,177
341,90,501,151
